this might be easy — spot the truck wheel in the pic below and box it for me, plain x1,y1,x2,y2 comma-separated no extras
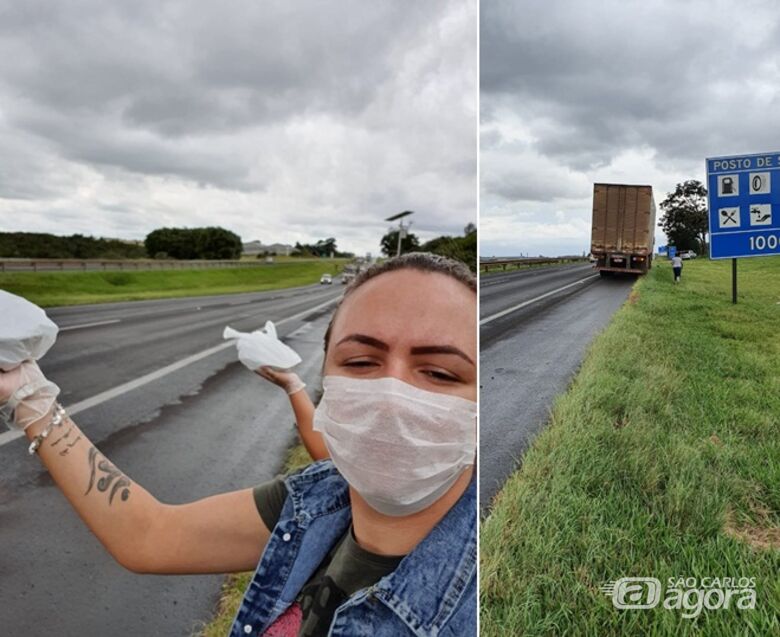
599,270,612,278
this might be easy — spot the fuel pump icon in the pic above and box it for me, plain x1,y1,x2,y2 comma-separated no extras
722,177,735,194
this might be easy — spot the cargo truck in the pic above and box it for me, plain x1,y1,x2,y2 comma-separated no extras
590,183,656,276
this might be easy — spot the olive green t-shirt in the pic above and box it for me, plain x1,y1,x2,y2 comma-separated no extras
253,477,404,637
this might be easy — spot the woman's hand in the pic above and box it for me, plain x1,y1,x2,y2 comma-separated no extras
258,366,328,460
0,360,60,430
256,366,306,395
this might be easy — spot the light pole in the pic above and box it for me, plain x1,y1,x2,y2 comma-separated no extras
385,210,414,257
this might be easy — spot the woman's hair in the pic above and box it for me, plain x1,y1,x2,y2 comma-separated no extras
323,252,476,352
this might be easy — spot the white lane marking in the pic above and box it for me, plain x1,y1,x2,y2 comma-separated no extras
0,429,22,445
480,274,600,325
59,319,121,332
0,294,341,448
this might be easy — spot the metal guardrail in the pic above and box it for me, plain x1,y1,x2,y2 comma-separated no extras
480,256,589,272
0,258,325,273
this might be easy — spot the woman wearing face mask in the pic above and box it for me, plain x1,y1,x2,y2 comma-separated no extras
0,252,477,636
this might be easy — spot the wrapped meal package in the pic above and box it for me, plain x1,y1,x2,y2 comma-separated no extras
0,290,59,371
223,321,301,371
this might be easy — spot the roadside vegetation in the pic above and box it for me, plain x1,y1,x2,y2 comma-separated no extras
0,231,147,259
480,257,588,275
0,261,347,307
481,257,780,636
380,224,478,271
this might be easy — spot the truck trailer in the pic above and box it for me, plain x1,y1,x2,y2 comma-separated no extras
590,183,656,276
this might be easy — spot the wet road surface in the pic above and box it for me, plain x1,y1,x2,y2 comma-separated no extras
480,264,635,514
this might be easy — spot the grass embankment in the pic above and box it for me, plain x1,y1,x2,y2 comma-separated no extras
196,443,313,637
480,258,587,275
481,257,780,636
0,261,347,307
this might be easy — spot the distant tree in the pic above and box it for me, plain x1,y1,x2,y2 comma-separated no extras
196,227,243,259
290,237,351,258
144,227,242,260
463,222,476,236
420,228,477,272
145,228,193,259
290,241,309,257
380,230,420,257
659,180,708,252
315,238,337,257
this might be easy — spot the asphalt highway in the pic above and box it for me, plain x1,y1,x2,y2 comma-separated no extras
480,264,635,514
0,283,343,636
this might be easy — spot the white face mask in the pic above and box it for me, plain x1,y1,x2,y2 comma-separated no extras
313,375,477,517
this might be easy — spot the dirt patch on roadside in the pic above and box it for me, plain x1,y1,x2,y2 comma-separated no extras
724,506,780,551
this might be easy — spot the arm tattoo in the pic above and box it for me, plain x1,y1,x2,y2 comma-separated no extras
50,424,74,447
85,447,131,504
59,436,82,456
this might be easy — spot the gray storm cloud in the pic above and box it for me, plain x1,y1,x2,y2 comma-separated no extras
481,0,780,256
0,0,476,254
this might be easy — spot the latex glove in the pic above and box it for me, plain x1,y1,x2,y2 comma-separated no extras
0,360,60,430
224,321,301,371
257,366,306,395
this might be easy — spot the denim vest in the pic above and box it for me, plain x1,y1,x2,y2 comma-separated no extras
230,460,476,636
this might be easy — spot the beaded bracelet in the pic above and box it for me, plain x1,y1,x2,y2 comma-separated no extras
27,404,67,456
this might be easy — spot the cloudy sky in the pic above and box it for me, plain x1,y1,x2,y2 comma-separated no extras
481,0,780,256
0,0,476,256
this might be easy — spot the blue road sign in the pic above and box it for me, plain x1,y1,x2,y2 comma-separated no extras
707,152,780,259
668,246,677,259
657,245,668,255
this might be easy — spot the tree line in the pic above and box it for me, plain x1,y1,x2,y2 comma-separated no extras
1,223,478,269
0,232,147,260
289,237,353,258
380,223,477,271
0,227,243,260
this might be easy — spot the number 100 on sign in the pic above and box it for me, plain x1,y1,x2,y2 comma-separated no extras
749,233,780,251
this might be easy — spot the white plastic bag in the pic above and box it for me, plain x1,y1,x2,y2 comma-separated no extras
223,321,301,371
0,290,59,371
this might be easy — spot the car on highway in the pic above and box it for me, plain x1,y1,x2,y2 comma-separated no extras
340,273,353,285
679,250,697,260
319,273,333,285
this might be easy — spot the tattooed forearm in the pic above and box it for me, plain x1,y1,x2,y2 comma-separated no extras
50,425,75,447
86,447,98,493
58,436,82,456
85,446,131,504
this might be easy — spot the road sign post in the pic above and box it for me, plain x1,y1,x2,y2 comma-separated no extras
707,152,780,303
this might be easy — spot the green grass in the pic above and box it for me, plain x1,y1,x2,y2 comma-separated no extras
481,257,780,636
195,443,313,637
480,258,587,275
0,261,347,307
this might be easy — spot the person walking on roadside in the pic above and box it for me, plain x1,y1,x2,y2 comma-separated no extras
671,254,683,283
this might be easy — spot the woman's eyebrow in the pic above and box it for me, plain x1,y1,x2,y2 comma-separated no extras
410,345,474,366
335,334,390,351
